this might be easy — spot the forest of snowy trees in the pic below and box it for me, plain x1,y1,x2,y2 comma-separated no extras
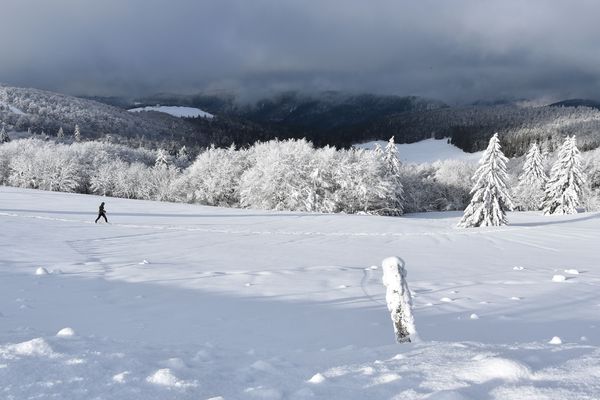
1,135,599,217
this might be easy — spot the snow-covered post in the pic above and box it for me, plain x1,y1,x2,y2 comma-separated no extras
382,256,416,343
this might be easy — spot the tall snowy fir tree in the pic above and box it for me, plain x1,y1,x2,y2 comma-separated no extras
458,133,513,228
514,143,547,210
154,148,170,167
542,136,586,215
381,136,404,215
57,126,64,139
73,124,81,142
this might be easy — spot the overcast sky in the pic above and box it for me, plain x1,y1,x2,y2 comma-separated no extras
1,0,599,103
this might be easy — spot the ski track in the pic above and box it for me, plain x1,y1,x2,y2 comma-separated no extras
4,210,596,239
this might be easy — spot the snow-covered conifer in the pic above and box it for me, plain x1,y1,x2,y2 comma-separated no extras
175,145,191,168
458,133,513,227
382,136,404,215
382,256,416,343
0,125,9,143
57,126,64,139
373,143,384,157
542,136,586,215
154,148,170,167
514,143,547,210
73,124,81,142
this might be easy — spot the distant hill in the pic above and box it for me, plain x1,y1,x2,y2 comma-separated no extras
5,84,600,156
0,84,205,144
356,103,600,156
549,99,600,110
0,85,279,149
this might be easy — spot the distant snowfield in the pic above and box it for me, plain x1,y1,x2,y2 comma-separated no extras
355,138,484,163
1,186,600,399
128,105,214,119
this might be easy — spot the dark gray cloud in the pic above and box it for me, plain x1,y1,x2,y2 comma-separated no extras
1,0,600,103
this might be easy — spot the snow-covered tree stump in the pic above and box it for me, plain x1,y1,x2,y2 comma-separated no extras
382,256,416,343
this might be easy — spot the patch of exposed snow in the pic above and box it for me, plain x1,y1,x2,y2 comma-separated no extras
552,275,567,282
35,267,49,275
549,336,562,345
145,368,197,388
56,327,75,337
354,138,483,164
128,105,213,118
564,269,579,275
6,338,56,357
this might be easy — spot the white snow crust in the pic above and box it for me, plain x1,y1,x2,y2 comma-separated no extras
1,186,599,399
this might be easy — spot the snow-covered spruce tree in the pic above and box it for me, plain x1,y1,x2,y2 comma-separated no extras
382,256,416,343
73,124,81,142
0,125,10,143
154,148,170,167
56,126,64,140
542,136,586,215
175,145,191,169
381,136,404,215
458,133,514,227
514,143,548,211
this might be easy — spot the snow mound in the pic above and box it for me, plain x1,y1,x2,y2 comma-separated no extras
457,357,531,383
35,267,49,275
564,269,579,275
145,368,197,388
7,338,56,357
56,327,75,337
308,373,326,384
251,360,276,373
470,313,479,320
552,275,567,282
549,336,562,345
128,106,213,119
112,371,130,383
440,297,454,303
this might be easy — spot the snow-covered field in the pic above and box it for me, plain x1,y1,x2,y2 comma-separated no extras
128,105,214,118
1,186,600,399
355,138,484,164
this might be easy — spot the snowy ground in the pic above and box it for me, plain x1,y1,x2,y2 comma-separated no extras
128,105,214,118
1,186,600,399
355,138,484,164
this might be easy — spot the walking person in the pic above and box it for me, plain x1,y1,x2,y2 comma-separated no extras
95,202,108,223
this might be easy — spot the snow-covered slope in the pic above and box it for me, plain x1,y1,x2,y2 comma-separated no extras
1,186,599,399
0,100,26,115
128,105,214,118
355,138,484,164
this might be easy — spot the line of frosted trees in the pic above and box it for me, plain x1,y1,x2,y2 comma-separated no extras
458,134,591,227
0,135,598,217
